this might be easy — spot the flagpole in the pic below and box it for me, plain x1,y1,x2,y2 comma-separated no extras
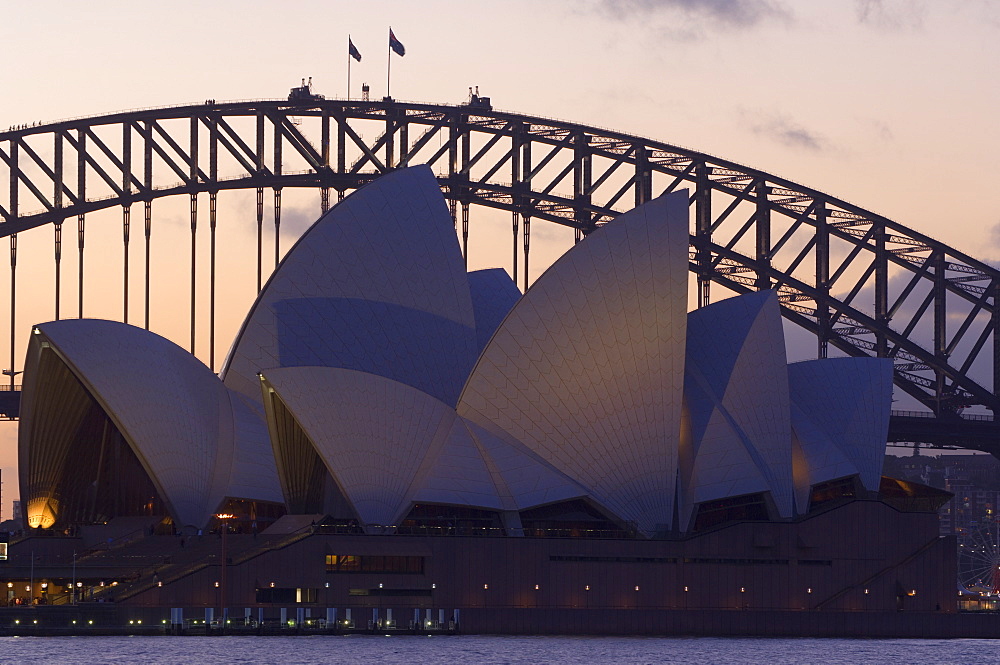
387,29,392,100
347,36,351,100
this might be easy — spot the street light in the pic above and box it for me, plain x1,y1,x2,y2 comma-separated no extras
216,513,236,627
1,369,22,390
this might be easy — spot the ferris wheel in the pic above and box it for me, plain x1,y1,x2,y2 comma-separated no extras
958,520,1000,594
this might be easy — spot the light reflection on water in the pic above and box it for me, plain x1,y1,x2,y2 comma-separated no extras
0,635,993,665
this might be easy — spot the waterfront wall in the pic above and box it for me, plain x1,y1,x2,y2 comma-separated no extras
1,605,999,639
460,608,998,638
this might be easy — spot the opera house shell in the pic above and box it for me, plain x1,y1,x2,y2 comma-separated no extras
19,165,896,537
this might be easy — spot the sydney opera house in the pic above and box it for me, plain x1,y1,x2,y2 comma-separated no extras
4,166,958,635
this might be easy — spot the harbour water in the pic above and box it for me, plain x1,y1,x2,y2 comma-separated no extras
0,635,994,664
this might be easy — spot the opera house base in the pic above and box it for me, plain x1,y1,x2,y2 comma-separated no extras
2,497,982,638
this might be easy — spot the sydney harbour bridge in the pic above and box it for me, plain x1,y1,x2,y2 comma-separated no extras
1,92,998,454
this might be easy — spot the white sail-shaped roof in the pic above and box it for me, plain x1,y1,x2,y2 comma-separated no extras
464,420,586,510
681,291,794,526
225,391,285,504
458,190,690,535
788,357,893,511
18,320,281,530
468,268,521,353
222,165,478,408
409,416,507,510
261,365,586,528
261,366,459,530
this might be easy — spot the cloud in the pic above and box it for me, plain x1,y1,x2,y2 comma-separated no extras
854,0,925,30
987,221,1000,251
868,119,894,143
594,0,793,34
279,201,324,240
978,0,1000,29
745,111,825,151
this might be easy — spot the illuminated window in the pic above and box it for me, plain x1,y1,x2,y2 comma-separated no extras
693,493,769,530
325,554,423,574
256,587,317,603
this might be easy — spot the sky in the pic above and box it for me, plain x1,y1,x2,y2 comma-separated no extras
0,0,998,516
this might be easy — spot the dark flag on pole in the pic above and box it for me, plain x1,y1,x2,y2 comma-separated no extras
389,29,405,56
349,38,362,62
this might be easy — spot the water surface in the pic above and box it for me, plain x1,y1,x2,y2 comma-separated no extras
0,635,993,664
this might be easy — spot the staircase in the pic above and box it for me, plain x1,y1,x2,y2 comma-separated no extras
110,525,317,603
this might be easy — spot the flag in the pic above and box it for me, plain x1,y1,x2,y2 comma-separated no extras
389,29,405,56
349,37,361,62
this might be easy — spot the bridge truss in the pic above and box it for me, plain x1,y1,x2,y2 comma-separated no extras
1,98,998,449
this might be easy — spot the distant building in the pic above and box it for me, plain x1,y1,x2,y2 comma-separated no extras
939,481,1000,536
938,456,1000,536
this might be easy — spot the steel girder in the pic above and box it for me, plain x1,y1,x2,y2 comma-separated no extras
1,98,997,420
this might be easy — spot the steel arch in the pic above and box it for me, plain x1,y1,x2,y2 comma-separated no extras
1,97,997,422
